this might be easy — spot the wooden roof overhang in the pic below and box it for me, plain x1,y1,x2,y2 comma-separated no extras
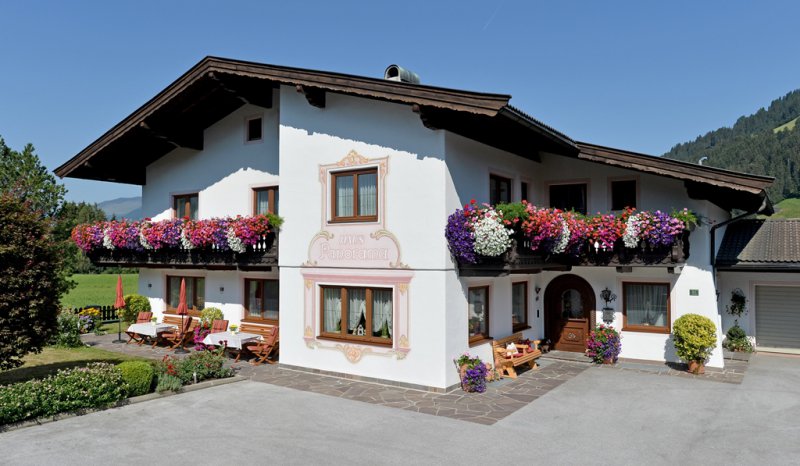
576,142,775,213
55,57,578,184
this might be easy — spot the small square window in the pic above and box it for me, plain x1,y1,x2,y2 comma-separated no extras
331,168,378,222
611,180,637,210
173,193,198,220
247,117,263,142
490,174,512,204
254,187,278,215
549,183,587,214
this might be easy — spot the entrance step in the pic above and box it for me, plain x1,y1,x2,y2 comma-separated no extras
540,350,593,365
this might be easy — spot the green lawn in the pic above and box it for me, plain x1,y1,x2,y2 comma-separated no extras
0,346,150,385
772,198,800,219
61,273,138,309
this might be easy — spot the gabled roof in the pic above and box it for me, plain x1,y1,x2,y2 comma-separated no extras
54,56,577,184
576,142,774,213
716,219,800,271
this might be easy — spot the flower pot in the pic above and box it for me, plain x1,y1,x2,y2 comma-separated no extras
459,364,469,391
687,360,705,375
602,357,615,365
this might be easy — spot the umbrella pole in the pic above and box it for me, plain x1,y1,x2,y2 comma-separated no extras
113,310,125,344
174,313,188,354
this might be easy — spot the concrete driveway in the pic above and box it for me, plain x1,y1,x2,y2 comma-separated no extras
1,353,798,465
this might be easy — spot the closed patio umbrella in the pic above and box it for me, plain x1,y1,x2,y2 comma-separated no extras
174,278,189,354
112,275,126,343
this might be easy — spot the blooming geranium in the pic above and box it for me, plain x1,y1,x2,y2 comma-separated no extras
71,223,105,252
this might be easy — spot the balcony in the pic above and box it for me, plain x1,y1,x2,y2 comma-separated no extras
87,233,277,270
457,232,690,277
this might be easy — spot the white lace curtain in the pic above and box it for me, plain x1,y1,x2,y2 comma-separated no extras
348,289,366,334
256,190,269,215
336,175,354,217
358,173,377,216
626,284,668,326
372,289,392,337
323,288,341,332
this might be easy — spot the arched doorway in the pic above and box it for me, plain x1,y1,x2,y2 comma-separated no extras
544,274,595,352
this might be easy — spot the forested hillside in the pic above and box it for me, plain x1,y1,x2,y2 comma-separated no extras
663,89,800,203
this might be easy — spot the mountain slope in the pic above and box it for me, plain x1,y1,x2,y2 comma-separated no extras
663,89,800,203
97,196,142,219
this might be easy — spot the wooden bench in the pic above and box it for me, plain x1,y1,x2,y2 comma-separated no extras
239,323,279,364
492,332,542,379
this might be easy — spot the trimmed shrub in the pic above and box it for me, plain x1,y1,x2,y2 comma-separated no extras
673,313,717,363
52,311,83,348
200,307,224,325
176,349,233,384
0,363,127,425
723,325,754,353
118,294,151,323
117,361,155,396
726,325,746,340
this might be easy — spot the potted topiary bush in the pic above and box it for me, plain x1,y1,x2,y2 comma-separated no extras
723,325,754,360
673,313,717,374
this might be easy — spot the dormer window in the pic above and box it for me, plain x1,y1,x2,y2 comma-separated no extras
246,116,263,142
332,168,378,222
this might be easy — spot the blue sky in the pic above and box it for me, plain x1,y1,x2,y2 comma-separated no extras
1,1,798,203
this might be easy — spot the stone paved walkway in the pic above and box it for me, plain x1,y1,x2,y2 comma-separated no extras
82,333,587,425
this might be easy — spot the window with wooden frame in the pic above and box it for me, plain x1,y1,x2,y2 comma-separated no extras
331,168,378,222
549,183,587,215
244,279,279,324
246,116,263,142
611,179,637,211
622,282,671,333
173,193,198,220
520,181,530,202
166,276,205,314
512,282,529,331
490,174,512,205
319,286,393,345
253,187,279,215
468,286,490,344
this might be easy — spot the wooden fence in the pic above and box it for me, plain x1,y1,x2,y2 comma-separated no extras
70,305,119,323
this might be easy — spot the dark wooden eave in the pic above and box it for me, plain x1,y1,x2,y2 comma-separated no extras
576,142,774,213
55,56,578,184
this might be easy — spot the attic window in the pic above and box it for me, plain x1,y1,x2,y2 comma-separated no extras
246,117,263,142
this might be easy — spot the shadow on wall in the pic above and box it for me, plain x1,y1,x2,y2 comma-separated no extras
662,334,678,362
282,92,445,161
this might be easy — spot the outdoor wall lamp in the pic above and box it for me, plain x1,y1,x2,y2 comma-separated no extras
600,287,617,324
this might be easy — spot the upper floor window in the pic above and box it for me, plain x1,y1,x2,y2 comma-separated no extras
549,183,587,215
246,116,263,142
332,168,378,222
174,193,198,220
320,285,393,344
623,282,670,333
512,281,529,331
468,286,490,344
520,181,530,202
611,179,637,210
245,279,279,324
254,187,279,215
490,174,512,205
166,275,205,313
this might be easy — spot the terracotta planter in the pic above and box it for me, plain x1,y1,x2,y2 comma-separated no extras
602,357,615,365
687,360,705,374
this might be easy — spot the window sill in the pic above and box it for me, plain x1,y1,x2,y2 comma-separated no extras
622,326,670,334
469,336,493,347
317,334,393,348
512,325,531,332
329,217,379,224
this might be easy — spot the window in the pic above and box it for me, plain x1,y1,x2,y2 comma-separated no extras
320,286,393,344
244,279,279,323
468,286,490,343
623,282,670,333
173,193,198,220
611,179,637,210
253,187,279,215
520,181,530,202
512,282,529,331
549,183,587,215
490,174,512,205
246,117,263,142
166,276,205,313
331,168,378,222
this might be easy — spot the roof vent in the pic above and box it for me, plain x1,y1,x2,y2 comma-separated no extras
384,65,420,84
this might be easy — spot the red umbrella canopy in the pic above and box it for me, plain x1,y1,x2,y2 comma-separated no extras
114,275,126,309
176,278,189,315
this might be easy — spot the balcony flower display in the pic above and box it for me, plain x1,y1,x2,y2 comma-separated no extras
445,201,693,264
72,214,282,254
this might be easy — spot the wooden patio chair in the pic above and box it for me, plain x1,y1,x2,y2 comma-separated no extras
125,312,154,344
210,319,229,333
242,325,279,365
157,316,193,351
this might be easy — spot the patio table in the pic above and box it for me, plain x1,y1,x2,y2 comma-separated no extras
202,331,260,350
126,322,176,337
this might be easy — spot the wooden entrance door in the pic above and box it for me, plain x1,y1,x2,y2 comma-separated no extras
545,274,595,352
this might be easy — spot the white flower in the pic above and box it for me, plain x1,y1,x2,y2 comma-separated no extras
102,229,114,250
472,210,512,257
623,214,642,248
552,221,570,254
227,227,246,253
139,231,153,250
180,230,194,250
